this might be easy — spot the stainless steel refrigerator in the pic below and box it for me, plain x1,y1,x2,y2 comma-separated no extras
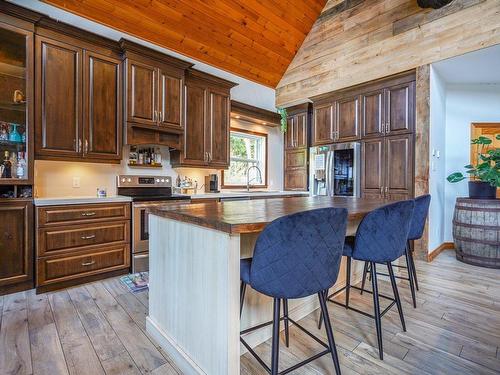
309,142,361,197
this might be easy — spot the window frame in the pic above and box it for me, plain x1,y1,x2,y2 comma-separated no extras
221,127,268,189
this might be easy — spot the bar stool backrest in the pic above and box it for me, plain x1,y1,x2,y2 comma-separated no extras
408,194,431,241
352,200,414,263
250,208,348,299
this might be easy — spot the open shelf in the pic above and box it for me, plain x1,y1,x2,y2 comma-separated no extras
0,101,25,112
127,163,163,168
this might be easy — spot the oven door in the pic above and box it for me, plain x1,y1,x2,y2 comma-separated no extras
132,200,190,272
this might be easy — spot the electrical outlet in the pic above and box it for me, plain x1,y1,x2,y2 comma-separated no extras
72,177,80,188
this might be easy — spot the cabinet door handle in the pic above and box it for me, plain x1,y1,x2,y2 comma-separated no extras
385,186,388,193
81,260,96,266
159,111,163,122
81,212,96,217
380,186,384,195
208,152,211,162
78,139,82,153
154,110,158,122
386,122,390,134
81,234,96,240
84,139,89,154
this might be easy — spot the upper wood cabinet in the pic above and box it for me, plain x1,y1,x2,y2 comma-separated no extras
312,102,335,145
35,30,122,163
285,111,308,150
122,40,192,148
386,81,415,135
336,94,360,142
283,104,310,191
84,50,122,161
0,200,33,295
170,69,236,169
361,89,385,138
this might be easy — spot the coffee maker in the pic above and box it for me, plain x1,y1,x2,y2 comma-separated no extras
205,174,219,193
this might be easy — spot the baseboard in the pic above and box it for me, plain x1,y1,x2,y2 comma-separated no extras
427,242,454,262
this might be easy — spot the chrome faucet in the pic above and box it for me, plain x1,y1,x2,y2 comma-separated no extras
246,165,263,191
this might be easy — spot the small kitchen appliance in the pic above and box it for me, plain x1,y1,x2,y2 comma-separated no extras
205,174,219,193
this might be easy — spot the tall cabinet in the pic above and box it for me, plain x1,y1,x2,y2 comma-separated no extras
284,104,310,191
0,11,35,295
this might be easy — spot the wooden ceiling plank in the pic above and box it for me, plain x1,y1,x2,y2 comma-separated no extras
43,0,279,85
172,0,298,58
99,0,288,75
150,0,293,67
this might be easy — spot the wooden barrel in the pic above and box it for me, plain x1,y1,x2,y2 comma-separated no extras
453,198,500,268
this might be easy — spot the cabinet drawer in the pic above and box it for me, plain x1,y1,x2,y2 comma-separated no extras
37,245,129,286
37,203,130,227
38,221,129,256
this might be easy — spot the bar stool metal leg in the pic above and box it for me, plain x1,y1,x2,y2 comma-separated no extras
240,282,247,317
271,298,281,375
360,261,369,295
408,242,419,291
283,299,290,347
318,291,342,375
387,262,406,332
345,257,351,309
404,247,417,308
370,262,383,360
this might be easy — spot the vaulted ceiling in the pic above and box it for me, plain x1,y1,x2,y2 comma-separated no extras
41,0,327,87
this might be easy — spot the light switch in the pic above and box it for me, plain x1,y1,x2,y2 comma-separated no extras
72,177,80,188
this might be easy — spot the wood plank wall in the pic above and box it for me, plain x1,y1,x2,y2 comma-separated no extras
276,0,500,106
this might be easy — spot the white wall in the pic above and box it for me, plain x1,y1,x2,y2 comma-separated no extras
428,67,447,251
443,84,500,240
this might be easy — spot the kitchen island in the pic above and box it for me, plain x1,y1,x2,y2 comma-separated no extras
146,197,388,375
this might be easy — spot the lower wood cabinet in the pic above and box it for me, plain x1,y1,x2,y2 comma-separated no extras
36,202,131,292
0,200,33,295
284,149,308,191
361,133,414,200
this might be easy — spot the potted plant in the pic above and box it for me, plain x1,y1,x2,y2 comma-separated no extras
277,107,288,132
447,135,500,199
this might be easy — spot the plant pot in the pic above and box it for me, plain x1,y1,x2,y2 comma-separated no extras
468,181,497,199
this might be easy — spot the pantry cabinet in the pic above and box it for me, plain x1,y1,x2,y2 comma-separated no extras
284,103,310,191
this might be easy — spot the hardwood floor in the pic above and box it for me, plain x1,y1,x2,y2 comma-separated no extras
0,250,499,374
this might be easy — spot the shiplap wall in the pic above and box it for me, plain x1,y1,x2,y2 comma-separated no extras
276,0,500,106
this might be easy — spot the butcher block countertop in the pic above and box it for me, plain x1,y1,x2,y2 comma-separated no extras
148,196,390,234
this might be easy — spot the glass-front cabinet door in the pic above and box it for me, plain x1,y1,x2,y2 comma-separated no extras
0,21,33,189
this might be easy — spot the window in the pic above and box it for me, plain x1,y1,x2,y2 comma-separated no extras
222,128,267,187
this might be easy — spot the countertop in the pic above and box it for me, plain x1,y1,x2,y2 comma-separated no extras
149,196,389,234
188,190,309,199
34,195,133,206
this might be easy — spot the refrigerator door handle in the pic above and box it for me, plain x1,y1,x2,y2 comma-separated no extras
326,150,334,196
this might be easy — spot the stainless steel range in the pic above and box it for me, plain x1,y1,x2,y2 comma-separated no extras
117,175,191,272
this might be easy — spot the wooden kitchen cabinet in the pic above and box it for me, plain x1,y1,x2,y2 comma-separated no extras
361,134,413,200
36,202,131,292
122,40,192,148
386,81,415,135
35,28,122,163
312,101,335,146
170,69,236,168
284,103,310,191
336,94,360,142
0,200,33,295
361,89,385,139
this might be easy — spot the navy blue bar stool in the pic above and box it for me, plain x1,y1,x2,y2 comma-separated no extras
240,207,348,375
360,195,431,308
321,200,414,360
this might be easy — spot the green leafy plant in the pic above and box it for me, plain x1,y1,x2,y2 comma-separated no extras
447,135,500,187
277,107,288,133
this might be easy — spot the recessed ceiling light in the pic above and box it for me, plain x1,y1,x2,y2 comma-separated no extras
235,115,240,119
262,122,267,125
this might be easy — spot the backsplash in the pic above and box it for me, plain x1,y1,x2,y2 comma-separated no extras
34,146,220,198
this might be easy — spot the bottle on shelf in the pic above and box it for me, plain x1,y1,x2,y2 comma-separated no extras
1,150,12,178
16,151,26,179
